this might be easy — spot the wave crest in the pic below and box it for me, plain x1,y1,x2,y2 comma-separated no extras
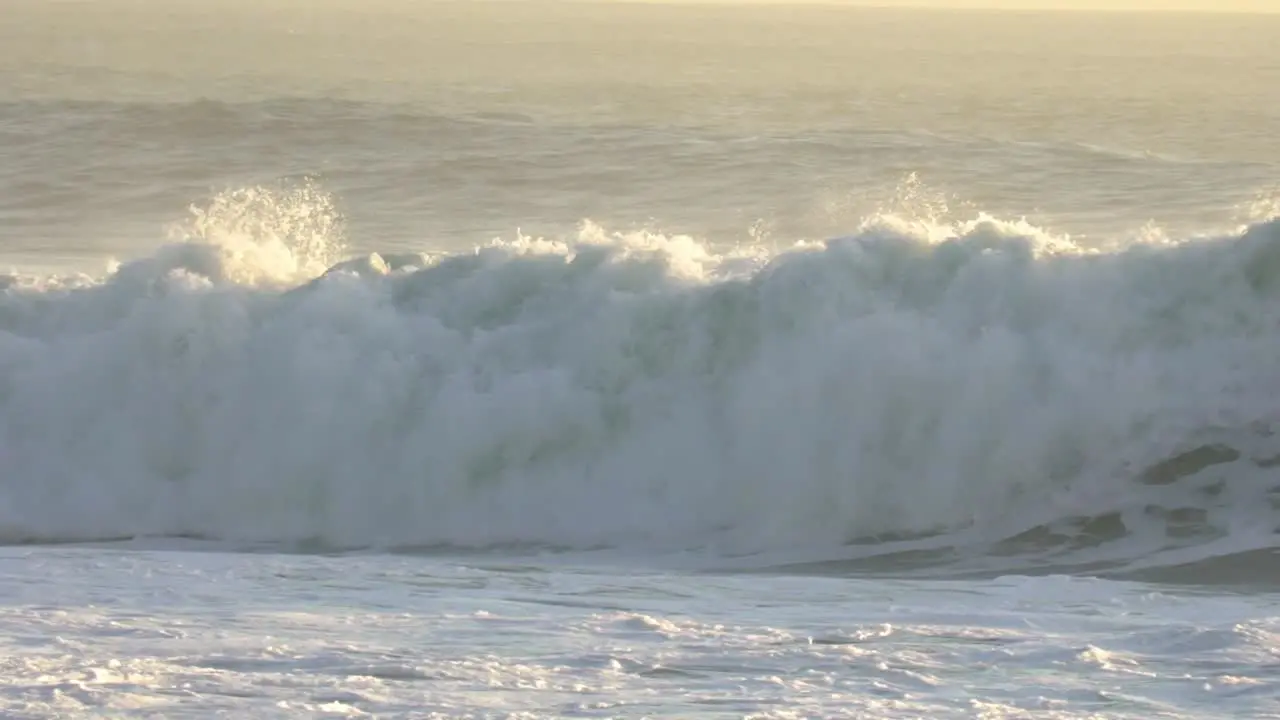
2,187,1280,576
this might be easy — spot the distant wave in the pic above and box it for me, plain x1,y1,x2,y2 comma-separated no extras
2,181,1279,578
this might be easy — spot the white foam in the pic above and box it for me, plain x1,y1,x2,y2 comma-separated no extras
2,185,1279,568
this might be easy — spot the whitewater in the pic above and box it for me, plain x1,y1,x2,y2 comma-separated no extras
4,181,1280,582
3,187,1280,718
4,1,1280,717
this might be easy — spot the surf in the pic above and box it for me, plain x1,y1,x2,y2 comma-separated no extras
1,182,1278,579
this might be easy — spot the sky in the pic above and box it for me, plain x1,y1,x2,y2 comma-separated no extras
623,0,1279,11
861,0,1277,10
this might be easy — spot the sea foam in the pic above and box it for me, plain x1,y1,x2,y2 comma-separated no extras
2,184,1279,573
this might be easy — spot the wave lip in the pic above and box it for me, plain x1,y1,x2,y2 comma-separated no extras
2,186,1280,575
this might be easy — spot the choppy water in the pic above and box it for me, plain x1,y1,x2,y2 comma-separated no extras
2,1,1280,717
5,547,1280,718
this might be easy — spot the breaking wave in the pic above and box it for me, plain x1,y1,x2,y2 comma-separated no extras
3,182,1280,578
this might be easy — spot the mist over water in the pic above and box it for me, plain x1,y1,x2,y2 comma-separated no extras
3,1,1278,268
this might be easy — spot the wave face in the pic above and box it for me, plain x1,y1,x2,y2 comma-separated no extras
3,185,1280,575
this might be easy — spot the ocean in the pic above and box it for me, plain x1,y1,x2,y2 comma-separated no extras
2,1,1279,717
